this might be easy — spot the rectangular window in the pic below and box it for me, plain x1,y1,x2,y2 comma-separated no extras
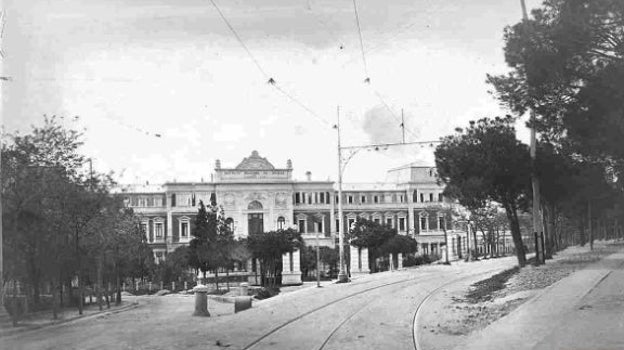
320,192,325,204
420,193,424,202
373,195,379,203
438,193,443,202
336,219,340,232
155,222,163,238
438,217,445,230
399,218,406,231
298,219,306,233
335,195,339,204
348,195,353,204
420,217,427,230
374,218,380,224
386,218,393,227
399,195,404,203
361,195,366,204
181,222,189,237
314,193,318,204
315,221,322,233
295,193,300,204
308,195,312,204
429,193,434,202
348,218,355,231
147,197,154,207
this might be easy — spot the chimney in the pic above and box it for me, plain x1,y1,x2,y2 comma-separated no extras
306,171,312,181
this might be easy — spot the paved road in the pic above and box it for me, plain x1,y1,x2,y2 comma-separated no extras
1,257,519,350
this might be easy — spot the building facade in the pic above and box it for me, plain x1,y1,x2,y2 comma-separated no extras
116,150,468,264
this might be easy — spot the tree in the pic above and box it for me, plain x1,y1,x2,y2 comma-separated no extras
435,116,532,267
349,218,417,272
488,0,624,183
246,229,302,287
188,201,233,290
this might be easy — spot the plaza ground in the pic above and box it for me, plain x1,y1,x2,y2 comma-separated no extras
0,257,519,350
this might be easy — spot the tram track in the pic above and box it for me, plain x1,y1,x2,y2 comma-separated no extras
241,272,431,350
242,264,509,350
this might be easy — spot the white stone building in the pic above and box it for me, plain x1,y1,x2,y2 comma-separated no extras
116,150,469,277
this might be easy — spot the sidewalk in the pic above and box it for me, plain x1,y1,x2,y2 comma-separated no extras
455,246,624,350
0,299,139,338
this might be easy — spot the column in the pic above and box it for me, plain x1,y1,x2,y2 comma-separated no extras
166,210,173,251
281,249,302,285
398,253,404,269
350,246,370,276
330,197,336,240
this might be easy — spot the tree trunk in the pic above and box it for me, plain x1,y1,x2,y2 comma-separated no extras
115,265,122,306
51,280,59,320
214,270,219,291
225,269,230,292
588,201,593,250
472,225,479,259
505,203,526,267
97,257,103,311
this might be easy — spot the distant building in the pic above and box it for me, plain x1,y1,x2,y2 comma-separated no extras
115,150,468,264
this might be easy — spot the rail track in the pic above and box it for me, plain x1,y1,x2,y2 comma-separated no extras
241,264,505,350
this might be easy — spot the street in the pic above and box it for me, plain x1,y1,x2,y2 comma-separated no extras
1,258,518,350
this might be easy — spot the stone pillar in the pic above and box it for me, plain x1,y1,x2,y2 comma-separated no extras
239,282,249,296
192,285,210,317
184,281,188,291
166,210,173,251
281,249,302,285
172,282,176,291
398,253,404,269
389,253,394,271
350,246,370,276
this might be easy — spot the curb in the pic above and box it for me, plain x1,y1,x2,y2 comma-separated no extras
0,302,140,340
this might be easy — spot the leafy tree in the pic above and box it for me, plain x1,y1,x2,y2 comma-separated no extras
188,201,234,290
435,116,532,266
246,228,302,287
349,218,417,272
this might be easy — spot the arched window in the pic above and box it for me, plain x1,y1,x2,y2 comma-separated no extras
248,200,263,210
277,216,285,230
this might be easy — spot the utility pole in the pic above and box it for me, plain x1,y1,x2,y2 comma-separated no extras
315,229,321,288
334,107,441,280
521,0,544,265
336,105,349,283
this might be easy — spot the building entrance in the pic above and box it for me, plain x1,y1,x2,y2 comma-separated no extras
248,213,264,234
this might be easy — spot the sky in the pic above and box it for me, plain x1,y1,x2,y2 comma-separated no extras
1,0,542,184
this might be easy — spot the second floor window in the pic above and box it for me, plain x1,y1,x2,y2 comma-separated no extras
420,217,427,230
420,193,424,202
348,195,353,204
399,218,406,231
298,219,306,233
361,195,366,204
277,216,285,230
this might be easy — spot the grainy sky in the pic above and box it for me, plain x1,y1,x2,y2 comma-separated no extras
2,0,540,183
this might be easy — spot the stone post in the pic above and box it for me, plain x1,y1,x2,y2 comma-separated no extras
389,253,394,271
160,281,163,291
350,246,370,276
192,285,210,317
281,250,302,285
184,281,188,291
398,253,404,269
148,282,152,293
234,296,252,313
172,282,175,291
239,282,249,296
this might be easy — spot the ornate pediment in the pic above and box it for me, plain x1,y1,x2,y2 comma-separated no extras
235,150,275,170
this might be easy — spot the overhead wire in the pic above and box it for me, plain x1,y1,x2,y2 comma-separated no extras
208,0,333,129
351,0,369,80
349,1,421,142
